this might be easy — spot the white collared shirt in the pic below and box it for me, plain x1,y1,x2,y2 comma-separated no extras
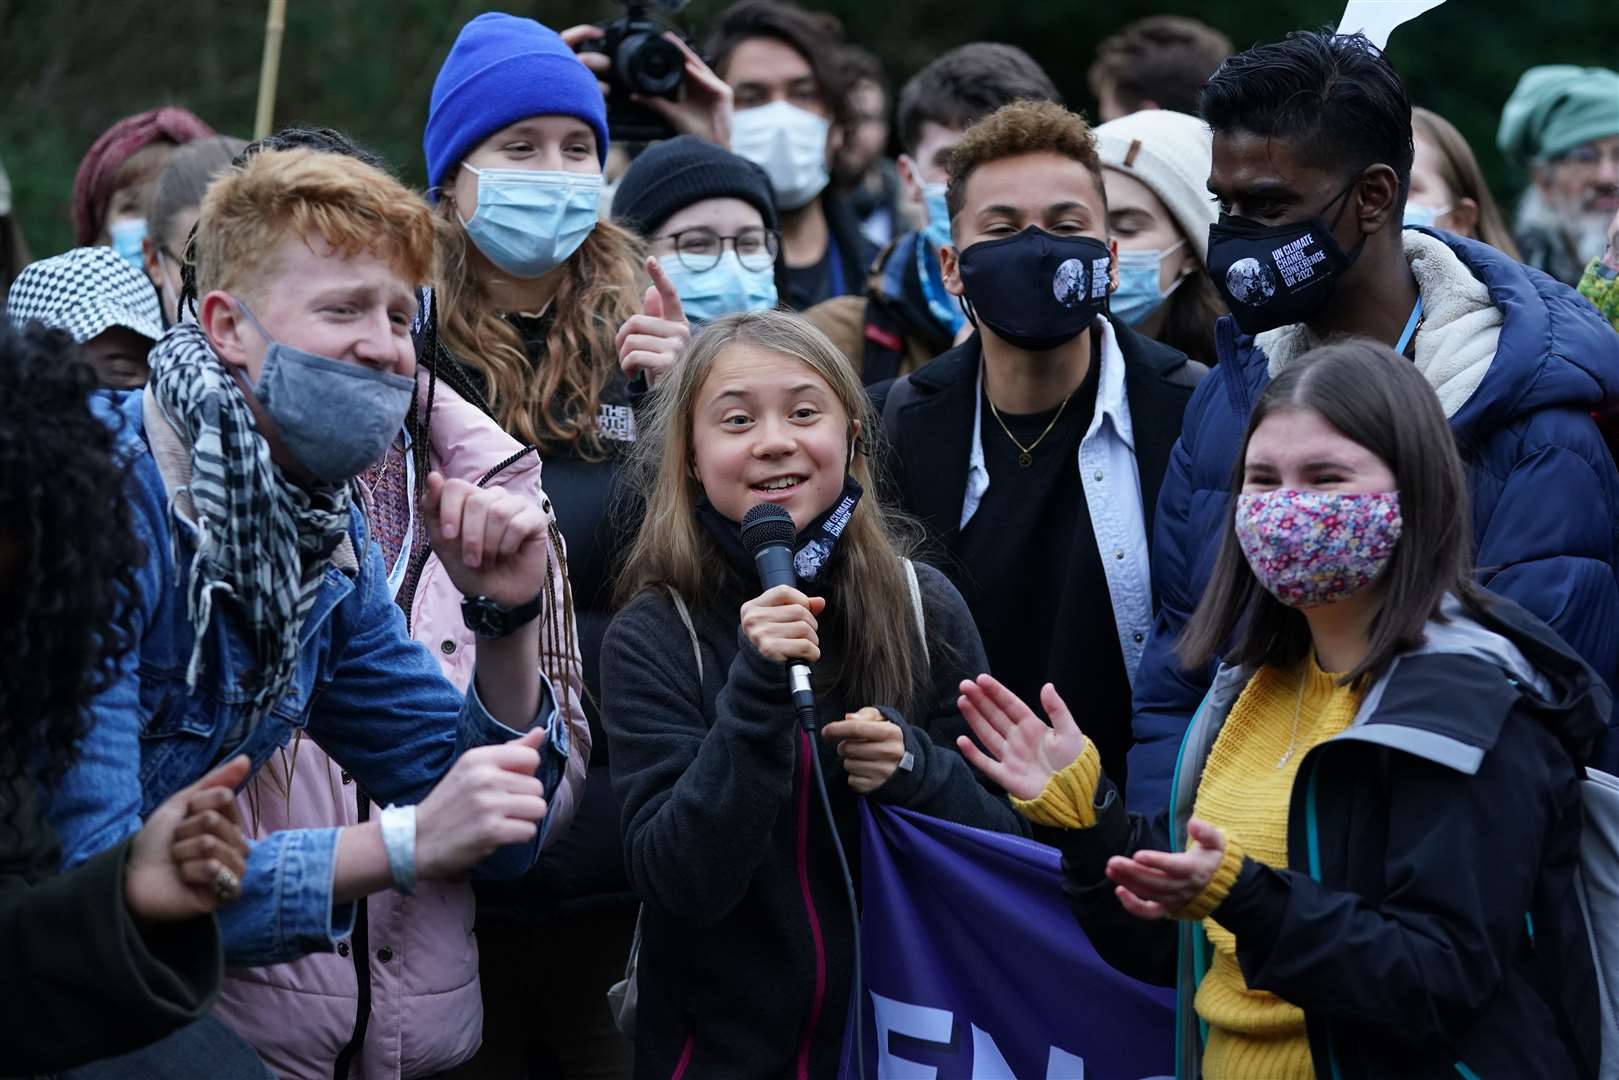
959,318,1155,681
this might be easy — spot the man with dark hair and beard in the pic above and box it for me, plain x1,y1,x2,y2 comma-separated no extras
1124,31,1619,813
1498,64,1619,286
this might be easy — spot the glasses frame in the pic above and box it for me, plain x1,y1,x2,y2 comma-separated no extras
654,226,781,273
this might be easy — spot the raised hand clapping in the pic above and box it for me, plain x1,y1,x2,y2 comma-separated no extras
954,675,1087,801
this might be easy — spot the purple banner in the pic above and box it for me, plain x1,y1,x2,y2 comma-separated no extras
840,803,1175,1080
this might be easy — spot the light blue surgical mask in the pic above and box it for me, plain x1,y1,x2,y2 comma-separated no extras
236,300,415,483
459,164,602,278
1402,201,1451,229
108,217,147,272
921,182,952,251
664,251,778,324
1111,241,1187,327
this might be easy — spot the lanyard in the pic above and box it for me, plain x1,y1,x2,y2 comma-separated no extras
915,234,967,335
1395,295,1424,355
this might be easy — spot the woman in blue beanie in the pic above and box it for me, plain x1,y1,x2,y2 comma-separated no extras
422,12,644,1078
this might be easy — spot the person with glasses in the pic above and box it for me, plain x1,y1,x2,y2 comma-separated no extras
612,134,781,387
1498,65,1619,286
141,136,247,326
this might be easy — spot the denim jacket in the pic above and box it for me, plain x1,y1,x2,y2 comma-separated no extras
49,390,566,967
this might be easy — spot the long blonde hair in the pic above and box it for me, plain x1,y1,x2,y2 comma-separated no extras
434,199,644,460
618,310,925,713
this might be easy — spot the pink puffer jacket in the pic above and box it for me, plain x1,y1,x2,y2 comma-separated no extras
212,378,590,1079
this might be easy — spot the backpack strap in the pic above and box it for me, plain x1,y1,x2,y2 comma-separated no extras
902,558,928,667
610,587,701,1037
665,586,702,683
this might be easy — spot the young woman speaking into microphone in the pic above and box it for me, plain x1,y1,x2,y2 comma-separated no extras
601,309,1027,1078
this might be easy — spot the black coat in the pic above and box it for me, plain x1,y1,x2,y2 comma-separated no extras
1058,595,1605,1079
878,321,1206,786
601,561,1028,1079
0,768,222,1073
782,192,880,311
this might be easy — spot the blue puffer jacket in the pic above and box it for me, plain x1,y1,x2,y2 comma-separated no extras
1126,228,1619,811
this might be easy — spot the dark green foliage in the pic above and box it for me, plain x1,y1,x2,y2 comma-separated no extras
1,0,1613,257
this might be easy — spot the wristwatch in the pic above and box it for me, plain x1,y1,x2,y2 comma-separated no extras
460,590,545,639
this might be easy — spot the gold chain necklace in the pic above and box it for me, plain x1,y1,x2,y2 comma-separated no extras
986,389,1077,468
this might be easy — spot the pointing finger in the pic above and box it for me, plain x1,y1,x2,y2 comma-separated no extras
647,256,686,326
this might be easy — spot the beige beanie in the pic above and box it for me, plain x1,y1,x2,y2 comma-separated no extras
1095,109,1217,264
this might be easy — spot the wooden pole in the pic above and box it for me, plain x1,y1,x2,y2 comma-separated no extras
253,0,288,140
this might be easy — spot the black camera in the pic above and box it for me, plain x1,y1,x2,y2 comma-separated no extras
582,1,690,143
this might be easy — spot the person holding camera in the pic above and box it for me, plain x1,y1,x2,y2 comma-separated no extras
564,2,736,150
421,14,650,1078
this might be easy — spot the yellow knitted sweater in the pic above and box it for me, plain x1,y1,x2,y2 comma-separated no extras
1192,656,1361,1080
1012,655,1361,1080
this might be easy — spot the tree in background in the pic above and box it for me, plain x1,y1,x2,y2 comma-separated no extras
2,0,1614,257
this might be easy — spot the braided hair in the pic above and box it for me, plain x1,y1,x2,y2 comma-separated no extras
0,324,142,816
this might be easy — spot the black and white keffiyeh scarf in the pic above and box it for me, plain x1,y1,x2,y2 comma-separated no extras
148,324,351,723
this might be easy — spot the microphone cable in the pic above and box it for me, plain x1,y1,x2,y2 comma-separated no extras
800,711,865,1080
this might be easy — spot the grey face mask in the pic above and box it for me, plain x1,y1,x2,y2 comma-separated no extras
235,300,414,483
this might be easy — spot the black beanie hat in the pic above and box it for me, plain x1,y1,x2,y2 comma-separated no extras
611,135,779,238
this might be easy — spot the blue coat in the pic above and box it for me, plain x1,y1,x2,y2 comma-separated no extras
51,390,570,966
1126,230,1619,811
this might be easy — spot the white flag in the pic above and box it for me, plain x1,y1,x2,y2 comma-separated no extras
1337,0,1448,50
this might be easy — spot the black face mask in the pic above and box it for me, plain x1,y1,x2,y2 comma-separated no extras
696,474,866,584
957,228,1112,351
1206,178,1366,335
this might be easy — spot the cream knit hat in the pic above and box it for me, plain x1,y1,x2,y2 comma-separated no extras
1095,109,1217,264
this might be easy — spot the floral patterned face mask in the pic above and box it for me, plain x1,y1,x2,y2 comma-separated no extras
1234,489,1403,608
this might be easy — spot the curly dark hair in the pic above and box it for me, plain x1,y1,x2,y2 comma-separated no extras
0,323,143,795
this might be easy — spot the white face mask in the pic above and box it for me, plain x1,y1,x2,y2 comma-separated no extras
730,101,831,212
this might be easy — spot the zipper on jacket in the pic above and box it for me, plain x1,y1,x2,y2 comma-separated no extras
668,1028,696,1080
793,728,828,1080
333,787,373,1080
476,445,539,488
1170,692,1212,1080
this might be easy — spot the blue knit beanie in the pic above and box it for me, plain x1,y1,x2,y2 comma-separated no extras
424,13,609,191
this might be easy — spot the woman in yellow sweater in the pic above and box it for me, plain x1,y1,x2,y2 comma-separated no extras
957,339,1605,1079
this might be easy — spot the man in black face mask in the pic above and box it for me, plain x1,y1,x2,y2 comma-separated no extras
881,100,1206,791
1124,30,1619,814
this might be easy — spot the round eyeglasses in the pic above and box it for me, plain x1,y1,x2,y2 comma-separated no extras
654,226,781,273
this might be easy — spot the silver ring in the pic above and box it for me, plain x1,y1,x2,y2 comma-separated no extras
212,866,241,902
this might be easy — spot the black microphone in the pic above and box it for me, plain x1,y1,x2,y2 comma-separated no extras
740,503,818,731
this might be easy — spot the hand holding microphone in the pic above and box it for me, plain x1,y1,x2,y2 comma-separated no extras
740,586,825,664
740,503,823,730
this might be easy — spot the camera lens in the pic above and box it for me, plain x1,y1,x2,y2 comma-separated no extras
618,31,685,97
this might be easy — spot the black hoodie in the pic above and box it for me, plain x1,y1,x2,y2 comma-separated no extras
601,560,1027,1079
